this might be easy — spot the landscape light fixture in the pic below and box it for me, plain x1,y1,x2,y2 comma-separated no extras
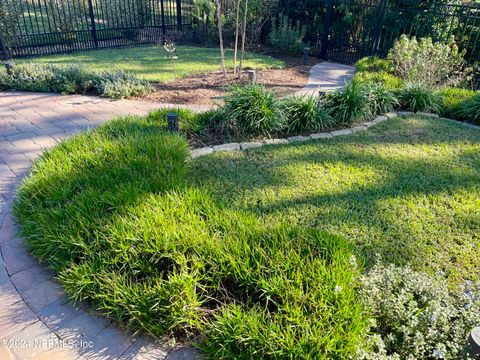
465,327,480,357
4,61,15,75
167,112,179,132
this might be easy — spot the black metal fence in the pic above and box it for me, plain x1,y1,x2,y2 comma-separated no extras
284,0,480,65
1,0,480,65
0,0,196,59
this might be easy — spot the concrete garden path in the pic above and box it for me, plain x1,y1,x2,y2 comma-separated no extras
296,61,355,97
0,61,352,360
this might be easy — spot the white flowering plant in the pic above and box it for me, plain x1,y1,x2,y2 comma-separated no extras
358,262,480,360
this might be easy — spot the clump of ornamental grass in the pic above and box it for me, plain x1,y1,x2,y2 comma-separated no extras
282,95,333,133
398,83,442,113
222,84,286,137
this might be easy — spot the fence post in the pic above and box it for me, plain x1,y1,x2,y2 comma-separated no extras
87,0,98,49
176,0,183,31
319,0,334,59
0,29,10,60
161,0,166,35
371,0,389,56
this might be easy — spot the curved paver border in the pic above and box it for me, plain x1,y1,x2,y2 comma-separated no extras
190,111,480,159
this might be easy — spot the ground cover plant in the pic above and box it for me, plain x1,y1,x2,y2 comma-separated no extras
0,63,154,99
14,115,369,359
14,114,480,358
17,45,284,82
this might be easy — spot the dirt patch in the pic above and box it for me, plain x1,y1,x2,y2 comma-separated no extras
138,57,315,105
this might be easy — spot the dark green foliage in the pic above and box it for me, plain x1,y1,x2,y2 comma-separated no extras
437,87,477,119
458,93,480,124
366,83,399,115
355,57,393,74
0,63,153,99
282,96,333,133
268,15,306,55
352,71,404,92
323,82,370,125
223,84,286,137
398,83,442,113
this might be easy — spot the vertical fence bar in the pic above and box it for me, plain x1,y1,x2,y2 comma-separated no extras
161,0,166,35
371,0,389,55
176,0,182,31
87,0,98,48
0,29,9,60
319,0,334,59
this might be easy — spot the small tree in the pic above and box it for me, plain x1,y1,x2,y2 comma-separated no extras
238,0,249,78
233,0,241,75
214,0,226,76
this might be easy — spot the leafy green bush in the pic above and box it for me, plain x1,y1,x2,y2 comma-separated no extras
282,96,332,133
0,63,153,99
323,82,370,125
437,87,476,119
398,83,442,113
388,35,469,88
351,71,404,92
458,93,480,124
355,57,393,74
366,83,399,115
14,114,368,358
358,262,480,360
223,84,286,137
268,15,306,55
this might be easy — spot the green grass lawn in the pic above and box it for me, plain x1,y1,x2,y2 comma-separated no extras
19,46,284,82
14,115,480,358
190,116,480,285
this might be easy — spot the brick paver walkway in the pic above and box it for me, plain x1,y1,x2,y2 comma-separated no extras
0,92,209,360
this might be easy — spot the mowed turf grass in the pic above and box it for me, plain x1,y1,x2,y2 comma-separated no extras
14,115,480,358
189,116,480,285
20,46,284,82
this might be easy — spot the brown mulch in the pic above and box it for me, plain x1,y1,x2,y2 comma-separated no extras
138,57,316,105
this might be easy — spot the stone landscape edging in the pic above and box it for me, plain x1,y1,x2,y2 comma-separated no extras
190,111,480,159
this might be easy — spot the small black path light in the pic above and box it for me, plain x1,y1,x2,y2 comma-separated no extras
303,47,310,65
167,112,179,132
464,327,480,358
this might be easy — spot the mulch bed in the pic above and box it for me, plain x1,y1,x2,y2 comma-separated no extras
138,57,316,106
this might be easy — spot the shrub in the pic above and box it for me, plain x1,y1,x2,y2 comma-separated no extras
268,15,306,55
366,83,399,115
355,57,393,74
358,262,480,360
93,70,154,99
458,93,480,124
0,63,153,99
223,84,286,137
388,35,469,88
282,96,333,133
323,82,370,126
398,83,442,113
437,87,476,119
351,71,404,92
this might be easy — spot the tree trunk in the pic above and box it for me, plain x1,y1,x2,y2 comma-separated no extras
214,0,226,76
233,0,241,75
238,0,249,79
